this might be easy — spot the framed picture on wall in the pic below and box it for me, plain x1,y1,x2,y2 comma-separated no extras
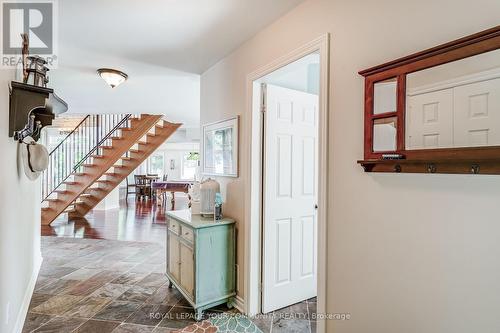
202,116,239,177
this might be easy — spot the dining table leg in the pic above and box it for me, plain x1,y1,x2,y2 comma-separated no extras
171,191,175,210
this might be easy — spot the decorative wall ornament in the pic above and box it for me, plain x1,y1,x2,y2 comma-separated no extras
9,35,68,142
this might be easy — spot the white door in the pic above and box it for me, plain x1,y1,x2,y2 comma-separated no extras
453,77,500,147
262,84,318,313
407,89,454,149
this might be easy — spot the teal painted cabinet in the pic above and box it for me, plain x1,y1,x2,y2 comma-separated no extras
166,210,236,320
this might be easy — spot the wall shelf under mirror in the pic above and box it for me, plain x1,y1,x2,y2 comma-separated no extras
358,25,500,174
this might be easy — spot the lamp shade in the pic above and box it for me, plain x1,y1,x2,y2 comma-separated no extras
97,68,128,88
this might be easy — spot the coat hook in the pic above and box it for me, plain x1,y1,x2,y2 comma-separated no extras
427,164,436,173
471,164,480,174
394,164,401,173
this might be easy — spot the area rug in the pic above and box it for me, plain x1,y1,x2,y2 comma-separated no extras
173,313,263,333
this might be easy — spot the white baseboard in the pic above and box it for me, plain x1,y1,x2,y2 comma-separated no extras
234,295,245,314
12,252,42,333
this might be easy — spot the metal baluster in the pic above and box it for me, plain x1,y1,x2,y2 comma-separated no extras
52,153,54,193
87,118,90,157
78,126,81,165
71,131,74,173
64,143,66,184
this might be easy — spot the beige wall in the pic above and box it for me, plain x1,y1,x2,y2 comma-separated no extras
201,0,500,331
0,70,42,332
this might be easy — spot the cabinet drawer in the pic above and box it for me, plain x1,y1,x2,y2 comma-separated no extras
168,219,180,234
181,226,194,243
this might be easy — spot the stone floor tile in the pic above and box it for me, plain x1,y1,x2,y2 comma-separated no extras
22,313,53,333
62,296,112,318
112,323,156,333
32,316,86,333
157,306,196,329
135,273,168,288
125,304,171,326
74,319,120,333
93,300,143,322
60,268,103,281
272,318,310,333
39,266,79,279
91,283,131,299
36,279,79,295
112,272,148,285
117,285,158,303
274,301,309,320
30,295,84,315
28,294,54,311
145,286,181,305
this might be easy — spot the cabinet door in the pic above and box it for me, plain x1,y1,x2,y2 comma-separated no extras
168,233,180,282
180,242,195,298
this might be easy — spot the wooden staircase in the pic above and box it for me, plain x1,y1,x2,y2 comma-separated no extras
41,114,181,225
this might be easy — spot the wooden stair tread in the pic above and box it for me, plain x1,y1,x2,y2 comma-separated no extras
96,179,114,183
104,172,117,176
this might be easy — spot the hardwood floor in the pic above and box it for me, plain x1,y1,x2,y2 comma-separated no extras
42,190,189,244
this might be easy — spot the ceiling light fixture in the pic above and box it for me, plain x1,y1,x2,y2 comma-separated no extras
97,68,128,88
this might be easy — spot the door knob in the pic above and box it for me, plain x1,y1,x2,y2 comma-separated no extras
315,204,318,210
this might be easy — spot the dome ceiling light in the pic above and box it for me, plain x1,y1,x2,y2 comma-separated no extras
97,68,128,88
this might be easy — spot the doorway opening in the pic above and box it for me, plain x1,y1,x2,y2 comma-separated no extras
245,34,329,332
258,51,320,313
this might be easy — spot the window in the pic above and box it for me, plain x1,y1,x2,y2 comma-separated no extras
181,152,199,180
148,152,164,175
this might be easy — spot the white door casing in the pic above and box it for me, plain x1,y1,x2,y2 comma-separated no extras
262,84,318,313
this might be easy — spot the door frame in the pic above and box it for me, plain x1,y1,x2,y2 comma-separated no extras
244,34,329,333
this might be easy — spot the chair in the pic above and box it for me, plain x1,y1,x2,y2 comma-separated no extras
134,175,148,200
147,175,159,199
125,176,135,200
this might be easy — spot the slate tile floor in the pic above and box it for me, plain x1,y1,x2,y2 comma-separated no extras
28,197,317,332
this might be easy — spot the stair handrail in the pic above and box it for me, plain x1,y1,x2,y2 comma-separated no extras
42,114,132,201
48,115,90,155
74,114,132,170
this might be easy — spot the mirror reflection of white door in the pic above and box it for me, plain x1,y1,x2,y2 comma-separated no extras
453,77,500,147
262,84,318,313
407,89,454,149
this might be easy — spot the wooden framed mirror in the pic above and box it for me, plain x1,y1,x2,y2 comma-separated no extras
358,25,500,174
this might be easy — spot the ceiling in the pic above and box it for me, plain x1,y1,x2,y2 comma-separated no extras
51,0,305,126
